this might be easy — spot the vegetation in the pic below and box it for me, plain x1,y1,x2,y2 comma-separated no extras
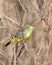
0,0,52,65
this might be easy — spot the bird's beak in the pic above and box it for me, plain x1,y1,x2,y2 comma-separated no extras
30,26,34,30
32,23,34,26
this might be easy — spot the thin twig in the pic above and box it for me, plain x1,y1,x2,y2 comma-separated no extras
37,43,44,56
0,26,8,28
17,44,25,58
11,43,17,65
0,35,11,44
0,50,9,60
3,14,20,26
18,0,28,12
43,42,51,65
13,43,17,65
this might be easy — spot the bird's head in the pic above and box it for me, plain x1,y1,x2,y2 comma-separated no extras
24,21,34,27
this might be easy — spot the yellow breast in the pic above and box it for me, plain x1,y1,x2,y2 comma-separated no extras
15,38,22,42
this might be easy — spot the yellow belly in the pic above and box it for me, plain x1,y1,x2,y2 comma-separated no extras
15,38,22,42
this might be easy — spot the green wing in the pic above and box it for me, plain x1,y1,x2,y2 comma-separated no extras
15,24,33,41
15,28,23,38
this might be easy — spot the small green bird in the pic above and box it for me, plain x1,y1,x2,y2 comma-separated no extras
5,23,34,46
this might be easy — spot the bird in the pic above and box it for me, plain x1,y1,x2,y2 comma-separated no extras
5,23,34,46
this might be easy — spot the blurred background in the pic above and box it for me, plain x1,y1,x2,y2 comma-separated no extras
0,0,52,65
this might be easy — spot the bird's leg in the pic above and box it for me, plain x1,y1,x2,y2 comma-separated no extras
23,40,34,52
22,41,29,52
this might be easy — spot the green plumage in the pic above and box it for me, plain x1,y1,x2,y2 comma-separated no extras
15,23,33,40
5,23,33,46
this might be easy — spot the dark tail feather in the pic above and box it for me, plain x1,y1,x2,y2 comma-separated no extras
5,41,10,46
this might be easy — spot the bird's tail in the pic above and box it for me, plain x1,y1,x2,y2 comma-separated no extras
5,41,10,46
